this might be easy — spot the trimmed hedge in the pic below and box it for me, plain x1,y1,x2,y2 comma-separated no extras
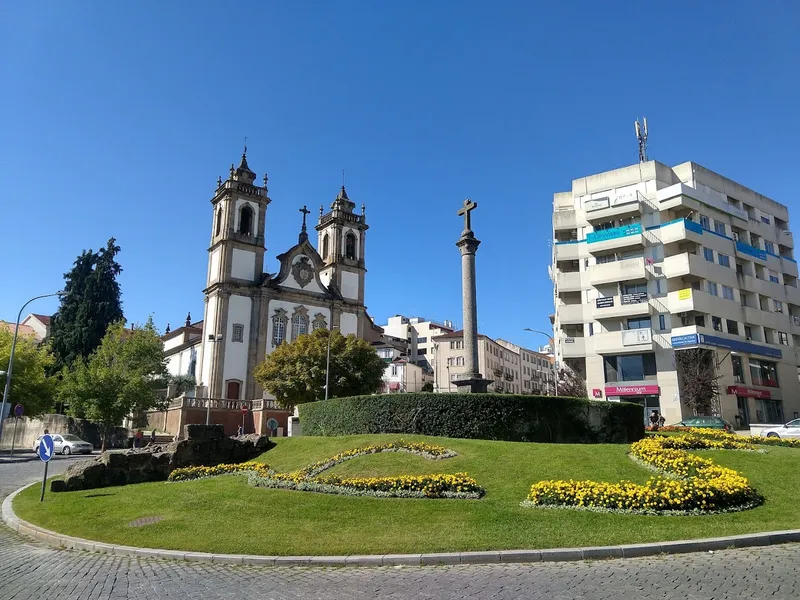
299,393,644,444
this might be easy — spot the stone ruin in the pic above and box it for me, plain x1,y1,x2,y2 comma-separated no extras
50,424,273,493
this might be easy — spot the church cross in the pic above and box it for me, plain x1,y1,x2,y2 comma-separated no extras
457,198,478,233
299,205,311,229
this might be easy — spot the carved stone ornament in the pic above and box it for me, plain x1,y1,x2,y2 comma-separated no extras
291,256,314,288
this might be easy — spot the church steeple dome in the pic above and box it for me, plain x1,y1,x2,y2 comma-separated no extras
331,185,356,213
232,146,257,184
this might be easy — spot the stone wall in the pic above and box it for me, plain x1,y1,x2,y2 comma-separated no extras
0,414,128,450
50,424,273,493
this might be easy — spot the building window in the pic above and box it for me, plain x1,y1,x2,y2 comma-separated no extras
322,234,330,259
712,316,723,331
232,323,244,343
658,314,665,330
391,365,398,376
417,337,427,344
761,215,771,225
450,340,464,350
272,311,287,346
215,208,222,236
624,282,647,295
769,270,780,283
596,253,616,264
627,317,651,330
722,285,734,301
225,380,240,400
700,215,710,230
291,312,308,340
707,281,718,296
718,254,730,268
345,232,357,259
726,319,739,335
703,247,714,262
749,359,779,387
312,314,327,331
755,399,783,423
655,279,662,294
714,221,726,236
779,331,789,345
744,325,753,339
774,300,784,313
239,205,254,236
765,241,775,255
732,355,745,383
603,353,657,382
418,348,428,355
456,356,465,366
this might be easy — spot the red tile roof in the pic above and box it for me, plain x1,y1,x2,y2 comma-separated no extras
32,314,51,325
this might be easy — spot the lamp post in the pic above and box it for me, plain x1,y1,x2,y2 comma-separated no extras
324,325,339,401
523,328,558,396
1,291,65,438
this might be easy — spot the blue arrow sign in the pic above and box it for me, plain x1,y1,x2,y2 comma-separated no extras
38,434,54,463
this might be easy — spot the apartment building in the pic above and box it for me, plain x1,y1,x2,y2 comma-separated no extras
552,160,800,427
380,315,456,373
432,331,554,394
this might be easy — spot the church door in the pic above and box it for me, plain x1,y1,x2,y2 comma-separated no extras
226,380,240,400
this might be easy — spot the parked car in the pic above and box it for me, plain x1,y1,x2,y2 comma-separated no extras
678,416,735,432
32,433,94,455
760,419,800,439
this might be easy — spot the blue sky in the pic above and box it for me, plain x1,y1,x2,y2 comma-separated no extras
2,1,799,349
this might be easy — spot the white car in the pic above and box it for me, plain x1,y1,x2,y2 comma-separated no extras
32,433,94,455
760,418,800,439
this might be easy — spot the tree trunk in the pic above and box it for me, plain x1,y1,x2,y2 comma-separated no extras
100,424,109,452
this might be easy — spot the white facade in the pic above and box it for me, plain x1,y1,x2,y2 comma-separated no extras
381,359,433,393
380,315,456,376
552,160,800,427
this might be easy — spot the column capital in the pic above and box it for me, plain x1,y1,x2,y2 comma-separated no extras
456,235,481,255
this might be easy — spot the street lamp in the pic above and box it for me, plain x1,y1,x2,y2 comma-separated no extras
523,328,558,396
324,325,339,401
1,291,66,435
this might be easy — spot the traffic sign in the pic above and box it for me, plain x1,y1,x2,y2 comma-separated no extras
38,434,54,463
241,406,248,414
267,417,279,431
13,404,23,417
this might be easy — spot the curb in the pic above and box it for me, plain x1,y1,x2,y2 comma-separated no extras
3,483,800,567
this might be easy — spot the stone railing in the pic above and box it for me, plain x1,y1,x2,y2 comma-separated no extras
164,397,286,411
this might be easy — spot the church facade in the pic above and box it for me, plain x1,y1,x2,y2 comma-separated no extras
166,150,383,403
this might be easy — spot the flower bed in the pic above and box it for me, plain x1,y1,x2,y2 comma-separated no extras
168,440,484,499
524,433,762,515
649,426,800,448
750,436,800,448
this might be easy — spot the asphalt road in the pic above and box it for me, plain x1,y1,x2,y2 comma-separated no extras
1,454,798,599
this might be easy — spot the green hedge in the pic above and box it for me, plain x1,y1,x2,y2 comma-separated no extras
299,393,644,444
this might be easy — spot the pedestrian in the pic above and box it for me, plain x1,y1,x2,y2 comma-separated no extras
649,410,660,430
237,424,243,437
658,414,666,428
43,428,49,435
149,430,156,446
134,429,144,448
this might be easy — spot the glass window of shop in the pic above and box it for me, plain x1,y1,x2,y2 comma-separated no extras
604,353,657,382
749,359,779,387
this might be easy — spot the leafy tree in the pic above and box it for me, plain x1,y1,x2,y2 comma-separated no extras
0,329,58,417
60,319,168,450
675,348,719,416
421,381,434,392
254,328,386,408
49,238,124,371
557,365,588,398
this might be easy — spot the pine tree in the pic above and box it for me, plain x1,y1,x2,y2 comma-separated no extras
50,238,124,371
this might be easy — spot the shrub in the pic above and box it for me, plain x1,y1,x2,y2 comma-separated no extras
299,393,644,443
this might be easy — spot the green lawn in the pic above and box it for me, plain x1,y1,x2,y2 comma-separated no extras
13,434,800,556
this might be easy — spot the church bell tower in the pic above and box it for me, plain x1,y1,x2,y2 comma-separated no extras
198,148,270,399
315,186,368,305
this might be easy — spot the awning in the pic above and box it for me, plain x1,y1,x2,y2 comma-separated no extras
726,385,772,399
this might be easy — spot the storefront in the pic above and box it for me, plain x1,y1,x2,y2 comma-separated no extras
604,384,661,425
726,385,782,426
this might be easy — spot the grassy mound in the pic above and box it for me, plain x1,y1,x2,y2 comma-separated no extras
12,434,800,556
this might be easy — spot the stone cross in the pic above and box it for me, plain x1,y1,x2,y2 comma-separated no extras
299,205,311,243
457,198,477,233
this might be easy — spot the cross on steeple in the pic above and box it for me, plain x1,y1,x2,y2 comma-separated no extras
457,198,478,234
298,205,311,243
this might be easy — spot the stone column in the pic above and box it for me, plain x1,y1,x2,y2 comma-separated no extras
453,199,491,394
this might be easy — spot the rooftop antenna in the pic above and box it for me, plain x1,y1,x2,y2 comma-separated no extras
634,117,648,162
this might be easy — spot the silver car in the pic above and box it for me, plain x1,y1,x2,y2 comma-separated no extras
761,418,800,439
33,433,94,455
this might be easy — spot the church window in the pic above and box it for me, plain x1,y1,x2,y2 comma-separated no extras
312,314,327,331
239,204,254,236
345,232,357,259
272,313,287,346
232,323,244,343
226,380,240,400
322,234,330,259
291,312,308,340
215,208,222,236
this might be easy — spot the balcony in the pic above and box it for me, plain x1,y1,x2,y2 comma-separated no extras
553,210,581,231
785,284,800,306
560,336,586,358
660,218,704,246
589,257,647,286
734,241,769,265
554,241,582,261
781,256,798,279
667,288,717,316
587,223,643,254
591,293,650,320
584,192,643,224
557,303,585,325
790,315,800,336
656,183,748,222
593,328,654,355
556,270,582,292
739,275,785,301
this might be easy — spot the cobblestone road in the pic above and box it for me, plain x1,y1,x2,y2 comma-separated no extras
2,455,799,599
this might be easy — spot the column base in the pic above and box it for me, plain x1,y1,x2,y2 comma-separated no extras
452,377,493,394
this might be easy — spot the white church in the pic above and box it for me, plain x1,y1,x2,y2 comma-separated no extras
162,150,384,402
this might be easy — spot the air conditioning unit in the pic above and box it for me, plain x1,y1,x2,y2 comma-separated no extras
733,232,739,241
